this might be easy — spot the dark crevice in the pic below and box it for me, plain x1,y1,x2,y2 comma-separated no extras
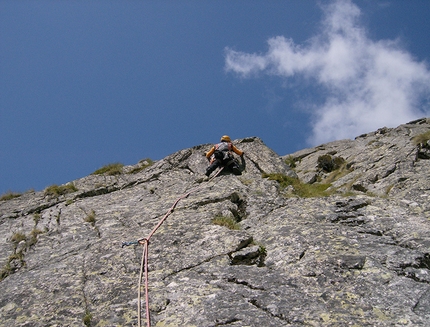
75,186,116,199
299,250,306,260
335,199,369,211
402,269,430,284
74,172,163,200
412,288,430,315
382,164,397,178
229,249,266,267
161,253,227,280
166,150,193,167
182,165,195,175
192,196,234,209
55,209,61,226
1,213,20,220
417,143,430,160
212,318,241,326
227,277,265,290
121,172,163,190
248,298,292,323
417,253,430,269
238,137,258,143
383,252,430,284
229,238,267,267
234,237,254,251
357,229,384,236
328,199,370,225
229,251,260,266
26,201,62,215
161,239,256,280
229,192,248,222
408,118,427,125
243,155,265,174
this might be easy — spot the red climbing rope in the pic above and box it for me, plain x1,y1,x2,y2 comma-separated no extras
133,167,225,327
137,239,149,327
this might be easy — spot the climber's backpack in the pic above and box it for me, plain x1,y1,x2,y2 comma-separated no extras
214,142,232,162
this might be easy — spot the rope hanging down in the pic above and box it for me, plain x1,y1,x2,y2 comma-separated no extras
122,167,225,327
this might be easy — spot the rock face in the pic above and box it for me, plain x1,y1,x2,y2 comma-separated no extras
1,119,430,327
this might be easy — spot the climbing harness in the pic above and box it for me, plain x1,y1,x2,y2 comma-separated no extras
122,166,225,327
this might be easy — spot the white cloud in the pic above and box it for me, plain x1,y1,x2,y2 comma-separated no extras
225,0,430,145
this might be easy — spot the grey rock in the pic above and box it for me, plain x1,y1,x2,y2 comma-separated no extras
1,122,430,326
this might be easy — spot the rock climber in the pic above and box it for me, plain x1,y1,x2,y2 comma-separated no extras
205,135,244,177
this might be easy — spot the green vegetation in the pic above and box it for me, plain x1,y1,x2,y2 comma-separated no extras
0,191,22,201
0,262,13,281
27,228,43,247
83,310,92,327
262,173,333,198
412,130,430,146
92,163,124,176
257,245,267,267
212,215,240,230
129,158,154,174
10,232,27,245
45,183,78,197
284,155,299,168
33,213,41,225
1,228,45,281
317,154,345,172
258,244,267,256
322,161,352,184
85,210,96,226
10,229,43,250
0,251,26,280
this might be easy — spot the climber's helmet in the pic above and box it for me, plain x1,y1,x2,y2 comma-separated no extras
220,135,231,142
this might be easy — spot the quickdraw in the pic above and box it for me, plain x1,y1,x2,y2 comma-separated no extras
121,240,139,248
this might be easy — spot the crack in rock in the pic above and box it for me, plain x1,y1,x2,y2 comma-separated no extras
227,277,265,290
248,298,292,323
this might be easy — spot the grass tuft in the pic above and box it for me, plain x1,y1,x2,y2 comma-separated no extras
45,183,78,197
0,263,12,281
83,310,92,327
27,228,43,248
10,232,27,245
317,154,345,172
85,210,96,226
262,173,333,198
212,215,240,230
412,130,430,146
0,191,22,201
284,155,299,168
92,163,124,176
128,158,154,174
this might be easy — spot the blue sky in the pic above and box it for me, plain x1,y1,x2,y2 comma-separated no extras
1,0,430,194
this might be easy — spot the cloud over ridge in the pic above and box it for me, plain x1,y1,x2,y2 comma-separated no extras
225,0,430,145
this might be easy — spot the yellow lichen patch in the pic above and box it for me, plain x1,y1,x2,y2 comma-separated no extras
396,318,410,325
2,302,17,313
94,319,110,327
320,312,331,323
352,308,365,317
373,307,389,321
122,309,138,324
